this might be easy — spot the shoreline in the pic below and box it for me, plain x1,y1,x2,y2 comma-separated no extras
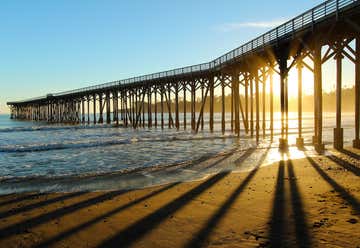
0,146,359,247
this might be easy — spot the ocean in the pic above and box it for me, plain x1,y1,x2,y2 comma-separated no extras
0,112,356,194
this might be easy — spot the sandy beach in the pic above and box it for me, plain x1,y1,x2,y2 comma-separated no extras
0,146,359,248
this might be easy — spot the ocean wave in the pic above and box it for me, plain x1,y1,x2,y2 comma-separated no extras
0,124,117,133
0,134,238,153
0,139,131,153
0,147,238,186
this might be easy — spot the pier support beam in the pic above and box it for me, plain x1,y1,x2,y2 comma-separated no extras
168,84,172,129
262,68,266,139
250,74,254,137
231,80,234,132
175,82,180,130
98,94,104,124
255,69,260,143
148,88,152,128
161,86,164,129
221,76,226,134
81,98,85,123
183,83,187,130
106,92,111,124
245,73,249,134
296,62,304,148
87,97,90,124
314,43,325,153
269,67,274,141
354,37,360,148
209,76,214,132
191,81,196,131
201,81,204,130
279,54,289,151
233,71,240,136
93,94,97,125
154,87,158,128
334,47,344,150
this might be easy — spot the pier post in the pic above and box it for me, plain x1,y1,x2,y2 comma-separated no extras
146,88,149,128
354,37,360,148
231,78,234,132
269,67,274,141
149,88,153,127
209,76,214,132
131,89,136,126
314,42,325,153
250,74,254,137
81,98,85,123
161,86,164,129
99,94,104,124
191,81,196,131
255,69,260,143
154,86,158,128
115,92,119,125
175,82,180,130
106,92,111,124
296,61,304,148
142,90,145,128
183,83,187,130
112,92,116,123
221,76,226,134
233,70,240,136
262,68,266,138
93,94,97,124
168,84,172,129
201,80,204,130
87,97,90,124
147,88,151,128
124,92,128,127
334,45,344,149
279,55,289,150
245,73,249,134
135,90,138,127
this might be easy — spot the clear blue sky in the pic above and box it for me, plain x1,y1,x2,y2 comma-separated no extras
0,0,324,113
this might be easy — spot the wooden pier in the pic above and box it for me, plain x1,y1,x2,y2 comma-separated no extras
7,0,360,153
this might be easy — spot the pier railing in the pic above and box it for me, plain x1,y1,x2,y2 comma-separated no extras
9,0,358,103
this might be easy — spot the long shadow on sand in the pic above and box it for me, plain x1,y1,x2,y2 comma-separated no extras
184,147,267,248
268,158,286,248
0,191,85,220
34,182,180,248
306,155,360,215
0,190,128,240
326,153,360,177
269,154,312,248
340,148,360,160
286,158,312,248
97,171,230,248
0,193,45,208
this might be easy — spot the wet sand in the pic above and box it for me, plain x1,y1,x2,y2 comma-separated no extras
0,146,359,247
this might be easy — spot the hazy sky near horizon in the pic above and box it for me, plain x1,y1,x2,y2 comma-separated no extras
1,0,354,113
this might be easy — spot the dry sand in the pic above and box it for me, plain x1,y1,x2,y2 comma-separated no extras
0,146,359,248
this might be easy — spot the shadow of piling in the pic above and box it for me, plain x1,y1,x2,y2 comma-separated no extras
326,154,360,177
184,147,268,248
340,148,360,160
0,190,128,240
97,171,230,248
287,158,312,248
0,191,85,220
306,155,360,215
268,159,285,248
0,193,45,208
34,182,180,248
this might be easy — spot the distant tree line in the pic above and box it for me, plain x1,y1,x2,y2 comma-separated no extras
146,86,356,113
